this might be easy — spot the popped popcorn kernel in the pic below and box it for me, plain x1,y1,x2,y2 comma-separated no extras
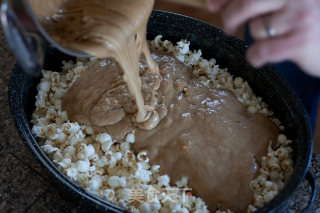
31,36,294,213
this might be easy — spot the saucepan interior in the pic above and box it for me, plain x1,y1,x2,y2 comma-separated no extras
8,10,312,212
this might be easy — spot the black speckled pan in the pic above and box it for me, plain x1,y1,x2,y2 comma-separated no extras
8,10,315,212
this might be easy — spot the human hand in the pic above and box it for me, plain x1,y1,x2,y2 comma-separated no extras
206,0,320,77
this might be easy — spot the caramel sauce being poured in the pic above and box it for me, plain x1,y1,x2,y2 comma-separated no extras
30,0,159,126
63,51,279,212
30,0,280,211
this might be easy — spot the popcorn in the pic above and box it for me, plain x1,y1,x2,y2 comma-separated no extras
101,142,113,152
62,122,81,134
176,40,190,55
152,35,164,49
76,147,84,160
151,165,160,172
31,36,294,213
137,151,149,163
113,152,123,161
138,202,152,213
277,134,289,145
76,160,90,173
88,153,99,163
267,156,281,171
32,125,46,137
108,176,121,188
86,144,95,157
248,105,258,114
247,205,257,213
281,159,294,172
85,126,94,135
96,133,112,144
163,40,174,52
38,81,51,92
118,177,127,187
68,131,85,145
132,168,152,183
57,158,72,169
41,144,59,154
157,175,170,188
95,156,108,167
63,145,76,156
66,167,78,180
159,207,170,213
53,151,63,162
125,132,135,143
103,188,115,200
87,179,100,191
176,177,188,188
120,142,130,152
263,190,277,203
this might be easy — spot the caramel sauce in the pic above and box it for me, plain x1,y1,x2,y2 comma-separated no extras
63,51,279,212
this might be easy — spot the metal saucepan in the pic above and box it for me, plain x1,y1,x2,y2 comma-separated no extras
0,0,91,76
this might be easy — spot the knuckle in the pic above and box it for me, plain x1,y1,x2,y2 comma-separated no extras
268,45,280,56
298,10,315,27
255,44,268,58
290,29,310,47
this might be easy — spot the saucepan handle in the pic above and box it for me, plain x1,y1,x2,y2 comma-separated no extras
301,170,317,213
1,1,44,76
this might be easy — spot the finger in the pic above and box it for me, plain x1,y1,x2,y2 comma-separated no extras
205,0,228,12
222,0,286,34
246,32,300,67
249,10,294,40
